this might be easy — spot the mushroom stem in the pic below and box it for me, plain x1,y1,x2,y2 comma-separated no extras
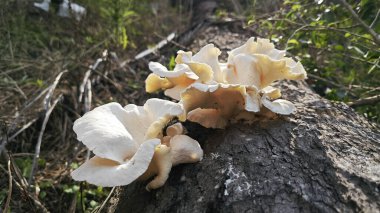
144,145,173,191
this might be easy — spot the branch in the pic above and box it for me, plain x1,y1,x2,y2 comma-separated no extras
29,94,63,185
3,156,12,213
348,95,380,107
370,8,380,28
337,0,380,45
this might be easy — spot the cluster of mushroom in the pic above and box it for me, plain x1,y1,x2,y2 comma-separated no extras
71,37,306,190
146,37,307,128
71,99,203,190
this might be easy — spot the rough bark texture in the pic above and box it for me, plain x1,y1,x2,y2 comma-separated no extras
107,25,380,213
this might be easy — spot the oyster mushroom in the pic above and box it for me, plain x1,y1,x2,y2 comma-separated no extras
146,44,220,100
146,63,198,100
176,44,222,83
180,83,261,128
71,99,203,190
141,122,203,190
224,37,307,89
180,83,297,128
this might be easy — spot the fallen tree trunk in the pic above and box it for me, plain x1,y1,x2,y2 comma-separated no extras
107,25,380,213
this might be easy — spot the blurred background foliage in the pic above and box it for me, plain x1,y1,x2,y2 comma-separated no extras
247,0,380,122
0,0,379,212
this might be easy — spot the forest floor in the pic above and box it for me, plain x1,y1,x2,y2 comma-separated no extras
0,1,188,212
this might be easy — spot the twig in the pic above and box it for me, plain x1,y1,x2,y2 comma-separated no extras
3,155,12,213
84,79,92,161
80,38,109,58
78,57,104,102
362,87,380,96
92,187,116,213
78,70,92,103
154,32,187,50
29,94,63,185
3,86,49,149
307,73,356,97
0,159,49,213
348,95,380,107
285,25,309,50
11,153,36,157
8,118,38,142
266,17,374,43
135,32,176,60
80,182,85,213
8,153,29,189
302,26,376,42
1,9,14,60
337,0,380,45
370,8,380,28
44,70,67,110
0,64,32,76
92,69,130,100
0,122,9,157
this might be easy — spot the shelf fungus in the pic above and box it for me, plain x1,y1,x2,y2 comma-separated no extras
71,98,203,190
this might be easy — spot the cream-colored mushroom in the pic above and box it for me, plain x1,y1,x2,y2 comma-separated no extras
176,44,222,83
146,62,198,100
139,123,203,190
71,100,203,190
166,122,184,137
71,99,181,187
261,86,282,99
261,94,295,115
224,37,307,89
170,134,203,165
180,83,261,128
71,139,160,187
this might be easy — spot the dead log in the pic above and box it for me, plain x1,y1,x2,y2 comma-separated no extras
107,25,380,213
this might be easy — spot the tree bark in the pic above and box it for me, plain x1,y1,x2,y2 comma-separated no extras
107,25,380,213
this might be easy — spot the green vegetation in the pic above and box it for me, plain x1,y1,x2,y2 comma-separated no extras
247,0,380,122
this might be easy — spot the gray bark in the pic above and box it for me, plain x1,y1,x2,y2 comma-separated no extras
107,25,380,213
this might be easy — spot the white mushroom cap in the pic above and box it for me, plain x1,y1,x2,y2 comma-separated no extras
145,74,173,93
227,37,286,62
187,108,227,129
71,139,159,187
149,62,197,79
73,102,140,163
224,37,307,89
170,135,203,166
175,45,220,83
166,122,184,137
261,94,295,115
146,62,198,100
72,99,184,187
261,86,282,99
191,44,224,83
